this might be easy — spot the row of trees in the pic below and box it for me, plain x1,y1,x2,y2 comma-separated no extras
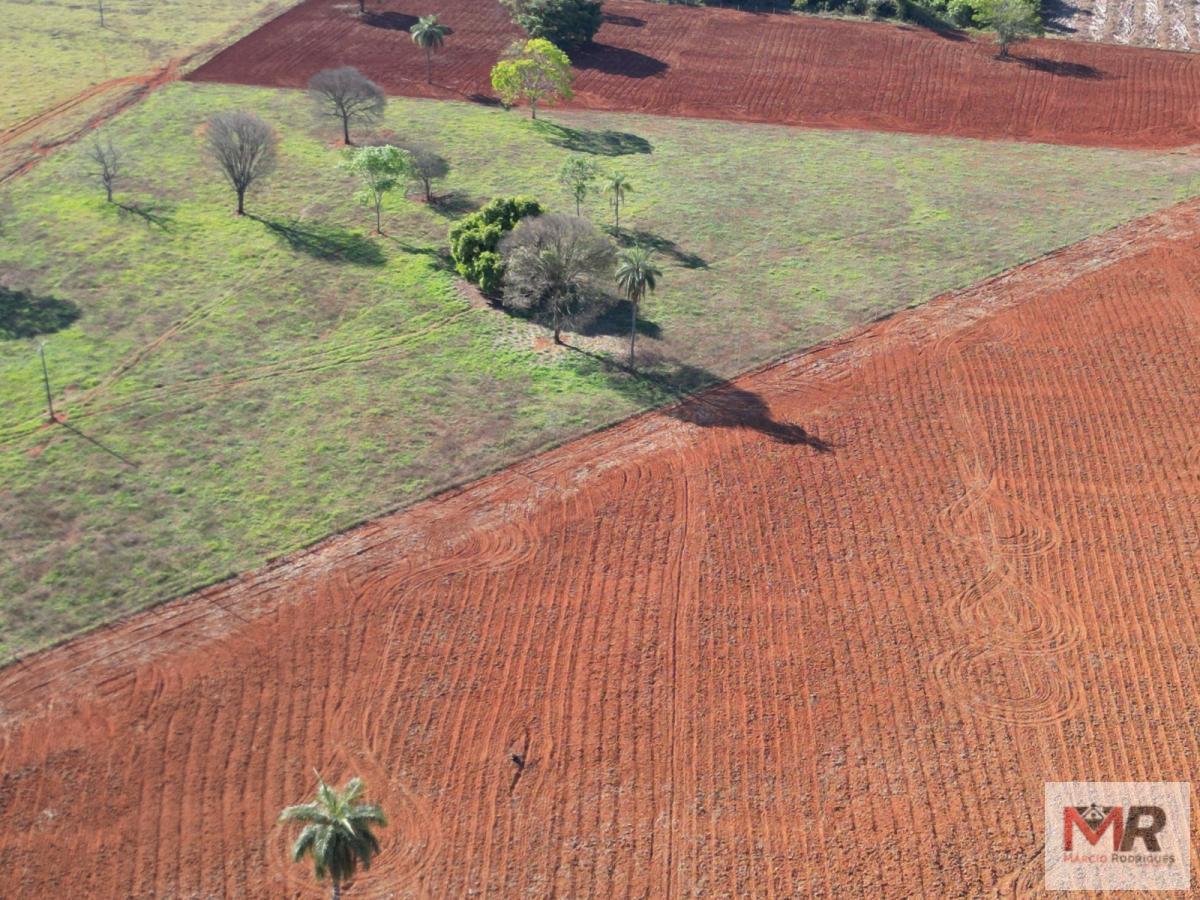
89,83,655,360
198,116,654,357
87,63,453,217
559,156,631,229
348,0,605,101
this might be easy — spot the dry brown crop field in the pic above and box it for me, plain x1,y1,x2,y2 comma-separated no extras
3,196,1200,896
1049,0,1200,52
188,0,1200,148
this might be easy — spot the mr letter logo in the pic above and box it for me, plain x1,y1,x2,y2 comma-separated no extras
1063,804,1165,853
1045,783,1190,891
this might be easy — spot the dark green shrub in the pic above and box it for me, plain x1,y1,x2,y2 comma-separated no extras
502,0,604,50
449,196,543,295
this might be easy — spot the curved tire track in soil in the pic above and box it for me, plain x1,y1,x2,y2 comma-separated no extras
929,327,1083,726
0,62,185,185
0,0,298,185
4,200,1200,894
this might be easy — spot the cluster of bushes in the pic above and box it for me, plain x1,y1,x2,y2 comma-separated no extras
448,192,662,365
500,0,603,49
449,197,544,294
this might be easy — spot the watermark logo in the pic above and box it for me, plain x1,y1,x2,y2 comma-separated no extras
1045,782,1190,891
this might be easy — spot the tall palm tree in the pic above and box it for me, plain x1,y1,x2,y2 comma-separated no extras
605,172,632,233
279,775,387,900
410,15,449,84
615,246,662,367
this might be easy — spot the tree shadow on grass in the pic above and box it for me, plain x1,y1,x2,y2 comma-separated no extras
0,286,81,340
533,120,652,157
250,216,386,265
566,347,835,451
573,44,668,78
116,200,175,231
386,237,456,273
466,93,505,108
429,190,481,219
613,228,708,270
579,298,662,339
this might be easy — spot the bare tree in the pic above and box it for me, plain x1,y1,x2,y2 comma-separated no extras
205,111,277,216
400,142,449,202
88,138,123,202
500,214,615,344
308,67,386,145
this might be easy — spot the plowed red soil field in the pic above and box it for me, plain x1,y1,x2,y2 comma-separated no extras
3,198,1200,896
187,0,1200,148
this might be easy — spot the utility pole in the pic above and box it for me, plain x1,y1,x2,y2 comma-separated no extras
38,343,56,423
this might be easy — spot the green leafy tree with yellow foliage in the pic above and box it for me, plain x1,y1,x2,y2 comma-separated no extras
490,38,574,120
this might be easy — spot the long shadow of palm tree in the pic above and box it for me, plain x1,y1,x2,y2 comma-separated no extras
579,298,662,339
56,419,138,468
611,229,707,269
565,346,834,451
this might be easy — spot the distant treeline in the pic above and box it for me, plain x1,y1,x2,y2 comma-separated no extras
647,0,1040,31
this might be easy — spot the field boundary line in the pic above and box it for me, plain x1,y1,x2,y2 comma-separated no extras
4,193,1200,710
0,0,305,186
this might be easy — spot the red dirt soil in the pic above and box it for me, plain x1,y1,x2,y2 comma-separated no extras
4,198,1200,895
187,0,1200,149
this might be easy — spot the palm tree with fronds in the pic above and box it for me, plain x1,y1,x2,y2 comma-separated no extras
604,171,632,233
615,246,662,367
411,15,449,84
279,774,387,900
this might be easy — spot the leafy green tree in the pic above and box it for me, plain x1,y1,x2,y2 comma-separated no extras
604,171,631,232
449,196,543,294
490,39,574,120
615,246,661,366
499,213,615,344
558,156,599,216
410,15,449,84
500,0,603,50
279,775,387,900
982,0,1042,57
340,144,412,233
